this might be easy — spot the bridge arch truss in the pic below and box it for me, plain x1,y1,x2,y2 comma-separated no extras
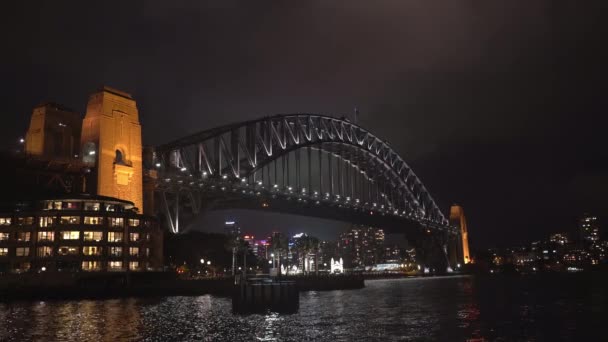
154,114,450,234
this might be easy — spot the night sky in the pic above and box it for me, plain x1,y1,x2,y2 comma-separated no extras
1,1,607,249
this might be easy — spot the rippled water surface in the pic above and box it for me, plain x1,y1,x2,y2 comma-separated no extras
1,274,606,341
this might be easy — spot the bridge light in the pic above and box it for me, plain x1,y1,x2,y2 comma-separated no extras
19,138,25,143
288,186,292,191
372,203,377,207
273,184,278,188
202,171,208,176
180,167,187,172
89,150,96,156
155,163,161,167
257,181,263,185
222,174,228,179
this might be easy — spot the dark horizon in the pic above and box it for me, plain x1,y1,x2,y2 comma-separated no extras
2,1,607,249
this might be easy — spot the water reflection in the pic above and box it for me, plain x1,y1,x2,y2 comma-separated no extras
0,274,606,341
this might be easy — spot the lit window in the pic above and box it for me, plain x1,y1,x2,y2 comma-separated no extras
17,217,34,226
81,261,101,271
37,246,53,257
83,231,103,242
108,261,123,271
0,248,8,256
129,261,139,271
64,202,79,210
60,231,80,240
83,246,103,256
130,233,140,242
39,216,55,227
84,216,103,225
37,231,54,242
60,216,80,224
145,248,150,257
16,232,30,242
105,204,115,212
109,217,124,227
16,247,29,257
128,219,140,227
0,218,12,225
129,247,139,257
109,246,123,257
57,246,79,256
53,201,62,210
108,232,123,243
0,232,9,241
84,202,100,211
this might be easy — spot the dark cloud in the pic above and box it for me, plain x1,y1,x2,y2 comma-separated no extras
1,1,606,247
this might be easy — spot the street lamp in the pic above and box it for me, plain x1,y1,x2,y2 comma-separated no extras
207,260,211,265
200,258,205,264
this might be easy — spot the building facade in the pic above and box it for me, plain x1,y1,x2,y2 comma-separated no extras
0,195,162,273
23,87,146,214
81,87,144,213
338,225,385,268
25,102,81,160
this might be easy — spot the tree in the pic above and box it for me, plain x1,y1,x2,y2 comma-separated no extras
225,237,254,278
270,233,288,276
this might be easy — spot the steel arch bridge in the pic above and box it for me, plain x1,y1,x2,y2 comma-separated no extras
152,114,455,238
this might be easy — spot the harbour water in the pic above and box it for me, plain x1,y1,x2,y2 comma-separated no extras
0,274,605,341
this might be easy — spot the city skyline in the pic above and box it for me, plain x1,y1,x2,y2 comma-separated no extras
0,3,607,340
2,2,607,249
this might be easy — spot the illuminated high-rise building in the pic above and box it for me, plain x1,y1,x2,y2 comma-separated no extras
224,220,241,237
338,225,385,268
449,204,471,264
579,214,599,243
